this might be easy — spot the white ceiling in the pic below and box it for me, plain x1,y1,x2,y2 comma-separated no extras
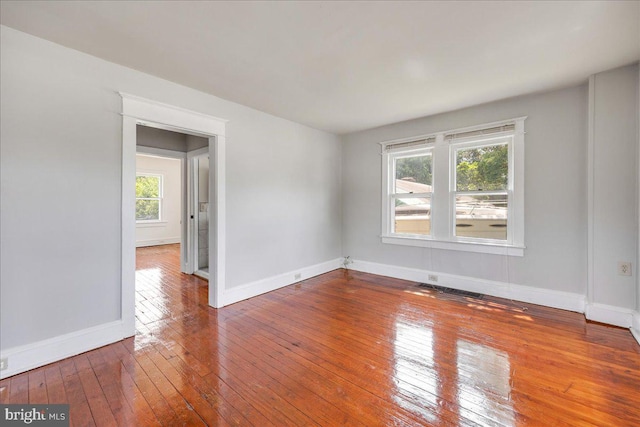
1,1,638,134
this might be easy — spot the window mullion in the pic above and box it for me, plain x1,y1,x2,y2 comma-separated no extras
511,119,525,245
431,134,449,240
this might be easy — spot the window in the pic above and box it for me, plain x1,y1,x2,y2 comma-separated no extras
381,118,525,255
392,150,433,236
453,139,509,241
135,174,163,222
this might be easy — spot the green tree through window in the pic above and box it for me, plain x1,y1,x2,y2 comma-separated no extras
395,155,432,186
136,175,161,221
456,144,507,191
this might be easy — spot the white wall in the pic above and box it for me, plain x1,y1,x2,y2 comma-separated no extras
0,26,342,355
589,64,639,313
135,154,182,247
342,85,588,297
637,63,640,340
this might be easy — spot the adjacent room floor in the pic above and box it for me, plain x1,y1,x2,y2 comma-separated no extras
1,244,639,426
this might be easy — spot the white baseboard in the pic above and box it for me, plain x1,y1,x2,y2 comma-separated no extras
0,320,125,379
585,303,634,328
350,259,586,313
630,311,640,345
135,237,180,247
223,258,343,306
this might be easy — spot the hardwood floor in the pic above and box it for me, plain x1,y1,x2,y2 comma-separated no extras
1,244,639,426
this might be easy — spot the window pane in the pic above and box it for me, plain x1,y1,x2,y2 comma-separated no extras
395,155,432,192
136,199,160,221
455,194,507,240
456,144,507,191
136,175,160,198
394,197,430,235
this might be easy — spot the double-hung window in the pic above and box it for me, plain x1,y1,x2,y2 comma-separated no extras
381,118,525,255
135,173,163,222
385,138,435,236
451,134,510,242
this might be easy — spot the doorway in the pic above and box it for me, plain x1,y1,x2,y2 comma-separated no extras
121,93,227,338
135,125,210,278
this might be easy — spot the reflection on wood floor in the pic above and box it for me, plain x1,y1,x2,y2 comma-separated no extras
1,243,639,426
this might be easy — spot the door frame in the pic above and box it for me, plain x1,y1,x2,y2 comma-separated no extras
187,147,210,277
120,93,227,337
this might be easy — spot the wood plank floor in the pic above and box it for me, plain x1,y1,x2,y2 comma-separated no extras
1,244,639,426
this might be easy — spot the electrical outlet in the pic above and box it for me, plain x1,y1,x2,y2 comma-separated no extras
294,273,301,280
618,262,632,276
428,274,438,282
0,357,7,371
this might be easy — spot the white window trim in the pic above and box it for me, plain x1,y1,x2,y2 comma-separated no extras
450,136,511,244
386,148,433,236
380,117,526,256
135,172,163,223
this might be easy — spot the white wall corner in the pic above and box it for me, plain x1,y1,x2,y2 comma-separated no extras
0,321,126,379
585,303,634,328
223,259,343,306
349,260,586,313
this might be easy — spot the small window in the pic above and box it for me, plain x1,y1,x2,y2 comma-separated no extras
135,174,162,222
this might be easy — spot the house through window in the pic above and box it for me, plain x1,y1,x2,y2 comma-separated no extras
393,150,433,236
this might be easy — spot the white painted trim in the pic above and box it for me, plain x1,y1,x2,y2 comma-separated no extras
135,237,180,248
350,259,585,313
122,116,138,336
190,154,201,276
585,303,634,328
0,321,125,379
210,135,226,308
431,134,449,240
631,312,640,346
121,93,227,334
136,146,187,159
381,236,525,256
587,75,596,307
119,92,228,136
512,119,525,247
223,259,343,306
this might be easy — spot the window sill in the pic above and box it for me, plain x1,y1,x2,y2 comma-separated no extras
136,221,168,228
381,235,525,256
